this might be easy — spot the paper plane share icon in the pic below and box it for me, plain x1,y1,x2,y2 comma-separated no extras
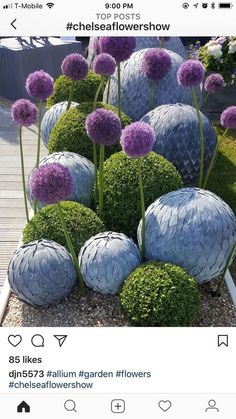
54,335,68,347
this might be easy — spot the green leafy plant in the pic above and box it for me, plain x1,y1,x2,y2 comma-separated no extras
46,71,103,108
23,201,105,255
120,262,201,326
48,102,131,161
102,151,183,239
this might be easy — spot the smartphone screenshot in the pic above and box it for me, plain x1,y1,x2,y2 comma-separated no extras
0,0,235,417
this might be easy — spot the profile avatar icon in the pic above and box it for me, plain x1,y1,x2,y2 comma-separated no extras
205,399,219,412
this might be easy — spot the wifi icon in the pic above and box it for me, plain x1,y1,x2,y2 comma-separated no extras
46,2,54,8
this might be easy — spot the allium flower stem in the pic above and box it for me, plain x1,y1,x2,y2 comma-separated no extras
98,144,105,218
57,202,85,295
117,62,122,118
93,76,105,204
201,91,210,112
19,126,29,223
203,128,228,188
36,100,43,167
66,82,75,111
191,88,205,188
138,158,146,262
106,77,111,103
215,241,236,296
151,80,157,111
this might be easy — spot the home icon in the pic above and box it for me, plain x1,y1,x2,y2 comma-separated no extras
17,401,30,413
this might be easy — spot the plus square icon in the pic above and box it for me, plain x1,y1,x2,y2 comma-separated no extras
111,399,125,413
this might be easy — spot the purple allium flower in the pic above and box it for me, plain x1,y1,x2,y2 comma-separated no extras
11,99,38,127
177,59,205,87
30,163,73,205
61,53,88,81
86,109,122,146
26,70,54,100
93,53,116,76
120,122,155,158
141,49,172,81
158,37,171,43
99,37,136,62
204,73,224,94
220,106,236,129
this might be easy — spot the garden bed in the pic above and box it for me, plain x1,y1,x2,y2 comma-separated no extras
2,272,236,327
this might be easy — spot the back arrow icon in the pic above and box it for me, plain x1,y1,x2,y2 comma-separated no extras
11,19,17,29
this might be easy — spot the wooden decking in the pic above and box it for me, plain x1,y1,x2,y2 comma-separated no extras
0,106,46,293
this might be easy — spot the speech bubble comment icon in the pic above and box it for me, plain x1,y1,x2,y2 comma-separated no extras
31,334,45,348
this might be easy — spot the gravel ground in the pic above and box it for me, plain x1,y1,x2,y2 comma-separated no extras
2,270,236,327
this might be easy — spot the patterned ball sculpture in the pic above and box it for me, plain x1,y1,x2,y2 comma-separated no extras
8,239,77,308
79,232,141,294
138,188,236,284
104,49,200,121
87,36,186,65
42,101,78,147
141,104,217,185
28,152,95,208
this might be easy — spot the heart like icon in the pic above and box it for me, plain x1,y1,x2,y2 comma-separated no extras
8,335,22,347
158,400,172,412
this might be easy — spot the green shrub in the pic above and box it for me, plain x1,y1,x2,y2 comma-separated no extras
23,201,105,255
102,152,183,239
120,262,201,326
46,71,103,108
48,102,131,161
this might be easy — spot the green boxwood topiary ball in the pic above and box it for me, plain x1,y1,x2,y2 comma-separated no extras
23,201,105,255
120,262,201,326
48,102,131,161
46,70,103,108
102,152,183,239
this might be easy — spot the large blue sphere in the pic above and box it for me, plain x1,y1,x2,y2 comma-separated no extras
141,104,217,185
8,239,77,307
104,49,201,121
42,101,78,147
138,188,236,284
87,36,186,65
79,232,141,294
28,152,95,208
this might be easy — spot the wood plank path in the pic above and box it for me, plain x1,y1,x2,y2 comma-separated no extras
0,106,46,293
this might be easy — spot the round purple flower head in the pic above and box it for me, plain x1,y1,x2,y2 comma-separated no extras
11,99,38,127
61,53,88,81
220,106,236,129
86,109,122,146
141,49,172,81
99,37,136,62
204,73,224,94
30,163,73,205
177,59,205,87
26,70,54,100
93,53,116,76
121,122,155,158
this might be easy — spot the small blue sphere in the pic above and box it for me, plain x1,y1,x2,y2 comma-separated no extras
8,239,77,307
42,101,78,147
138,188,236,284
104,49,201,121
28,152,95,208
141,104,217,185
79,232,141,294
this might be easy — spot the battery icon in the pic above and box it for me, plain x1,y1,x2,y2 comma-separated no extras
219,2,233,7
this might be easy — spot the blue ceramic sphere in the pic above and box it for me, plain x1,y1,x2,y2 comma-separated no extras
138,188,236,284
87,36,186,66
141,104,217,185
8,239,77,307
42,101,78,147
28,152,95,208
104,49,201,121
79,232,141,294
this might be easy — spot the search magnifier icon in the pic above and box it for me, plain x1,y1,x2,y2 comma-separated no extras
64,399,77,412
